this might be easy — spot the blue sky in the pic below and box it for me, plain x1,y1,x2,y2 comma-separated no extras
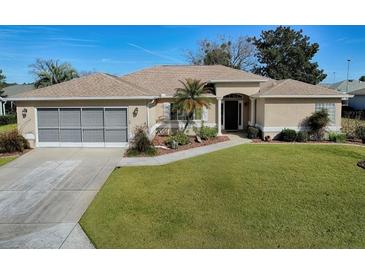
1,25,365,84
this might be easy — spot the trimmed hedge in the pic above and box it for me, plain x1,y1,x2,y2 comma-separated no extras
195,124,218,140
0,114,17,126
247,126,260,139
165,132,190,148
280,128,297,142
328,132,347,143
296,131,309,142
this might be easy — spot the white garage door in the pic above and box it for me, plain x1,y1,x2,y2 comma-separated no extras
37,107,128,147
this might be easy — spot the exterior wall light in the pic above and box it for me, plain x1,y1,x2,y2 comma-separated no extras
22,108,27,118
133,107,139,117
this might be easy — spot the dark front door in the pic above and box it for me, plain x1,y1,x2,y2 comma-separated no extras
224,101,238,130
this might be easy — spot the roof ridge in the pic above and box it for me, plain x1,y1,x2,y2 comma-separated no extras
102,73,151,96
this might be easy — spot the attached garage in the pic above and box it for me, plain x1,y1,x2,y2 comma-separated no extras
37,107,128,147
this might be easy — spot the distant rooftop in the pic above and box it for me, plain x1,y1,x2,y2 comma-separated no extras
2,84,34,97
327,80,365,93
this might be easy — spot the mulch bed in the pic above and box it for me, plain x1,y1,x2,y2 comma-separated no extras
153,135,230,156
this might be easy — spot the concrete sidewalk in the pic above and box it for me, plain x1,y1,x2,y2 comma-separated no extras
119,134,251,167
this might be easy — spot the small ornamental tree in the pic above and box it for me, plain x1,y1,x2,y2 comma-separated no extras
307,109,330,140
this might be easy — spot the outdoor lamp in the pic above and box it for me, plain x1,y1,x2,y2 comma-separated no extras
133,107,139,117
22,108,27,118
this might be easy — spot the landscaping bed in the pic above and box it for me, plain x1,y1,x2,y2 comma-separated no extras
152,135,230,155
251,138,365,146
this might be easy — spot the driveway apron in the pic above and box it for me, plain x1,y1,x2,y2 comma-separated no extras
0,148,122,248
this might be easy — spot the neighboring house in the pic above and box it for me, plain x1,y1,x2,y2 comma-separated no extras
328,80,365,94
348,88,365,110
7,65,349,148
0,84,34,115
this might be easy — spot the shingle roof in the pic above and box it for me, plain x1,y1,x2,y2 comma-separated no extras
255,79,346,97
349,88,365,96
119,65,267,95
328,80,365,93
11,73,152,99
2,84,34,97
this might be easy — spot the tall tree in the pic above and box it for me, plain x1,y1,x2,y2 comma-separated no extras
173,79,212,133
359,75,365,82
251,26,327,84
30,59,79,88
0,69,6,97
187,36,256,71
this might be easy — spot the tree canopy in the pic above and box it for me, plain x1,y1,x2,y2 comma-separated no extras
0,69,6,96
187,36,256,71
251,26,327,84
30,59,79,88
359,75,365,82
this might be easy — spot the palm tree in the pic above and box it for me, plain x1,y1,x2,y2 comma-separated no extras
174,78,213,133
30,59,79,88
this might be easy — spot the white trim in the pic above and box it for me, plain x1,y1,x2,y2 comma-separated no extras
255,124,341,132
8,96,157,101
252,94,351,99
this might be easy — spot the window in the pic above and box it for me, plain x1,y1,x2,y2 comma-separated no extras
315,103,336,125
170,103,202,120
238,102,242,126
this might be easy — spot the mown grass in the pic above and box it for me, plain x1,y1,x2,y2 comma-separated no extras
80,144,365,248
0,123,17,134
0,156,16,167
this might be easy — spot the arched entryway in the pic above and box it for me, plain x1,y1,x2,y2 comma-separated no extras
222,93,249,131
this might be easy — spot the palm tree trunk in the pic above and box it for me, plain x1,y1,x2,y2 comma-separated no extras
183,112,193,133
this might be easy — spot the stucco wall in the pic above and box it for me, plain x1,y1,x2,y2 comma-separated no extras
257,98,342,139
16,99,149,147
255,98,265,127
348,95,365,110
215,82,261,98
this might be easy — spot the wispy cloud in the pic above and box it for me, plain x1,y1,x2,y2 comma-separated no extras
336,37,365,44
127,43,183,63
101,58,138,64
47,37,98,43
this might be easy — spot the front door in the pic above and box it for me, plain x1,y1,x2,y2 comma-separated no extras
224,101,238,130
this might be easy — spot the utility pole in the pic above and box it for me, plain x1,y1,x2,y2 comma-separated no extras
333,72,336,82
346,59,351,93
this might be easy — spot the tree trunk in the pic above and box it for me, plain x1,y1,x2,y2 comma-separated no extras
183,112,193,133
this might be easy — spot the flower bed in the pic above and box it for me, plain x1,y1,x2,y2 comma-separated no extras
251,138,365,146
152,135,230,156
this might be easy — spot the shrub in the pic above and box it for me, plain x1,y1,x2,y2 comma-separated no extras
0,114,17,126
280,128,297,142
328,132,347,143
128,126,156,154
195,123,218,140
0,130,29,153
296,131,309,142
355,126,365,143
247,126,260,139
307,109,330,140
165,132,190,148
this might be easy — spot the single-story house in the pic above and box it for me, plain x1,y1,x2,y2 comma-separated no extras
348,88,365,110
0,84,35,115
8,65,350,148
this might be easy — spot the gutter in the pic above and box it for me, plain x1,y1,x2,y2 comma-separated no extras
6,95,159,101
251,94,354,99
208,79,267,83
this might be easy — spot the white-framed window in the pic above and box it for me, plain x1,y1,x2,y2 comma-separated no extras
315,103,336,125
170,103,202,121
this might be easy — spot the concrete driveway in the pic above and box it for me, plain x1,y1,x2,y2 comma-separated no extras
0,148,122,248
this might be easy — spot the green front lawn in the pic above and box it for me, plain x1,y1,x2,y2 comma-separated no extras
0,156,17,167
0,123,17,133
80,144,365,248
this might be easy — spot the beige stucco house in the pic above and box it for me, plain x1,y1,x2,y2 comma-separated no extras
8,65,349,148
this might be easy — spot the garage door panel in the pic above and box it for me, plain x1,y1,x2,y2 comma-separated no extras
105,108,127,127
83,129,104,142
105,129,127,143
60,129,82,142
38,108,59,128
60,108,81,127
82,108,104,127
38,128,59,142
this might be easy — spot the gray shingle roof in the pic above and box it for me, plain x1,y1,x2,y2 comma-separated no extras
328,80,365,93
2,84,34,97
349,88,365,96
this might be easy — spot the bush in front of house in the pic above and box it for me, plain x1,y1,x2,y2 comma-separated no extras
307,109,330,140
0,114,17,126
328,132,347,143
296,131,309,142
194,123,218,140
280,128,297,142
247,126,260,139
0,130,29,153
165,132,190,148
355,126,365,144
127,126,156,156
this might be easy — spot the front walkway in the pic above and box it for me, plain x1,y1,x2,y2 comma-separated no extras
0,148,122,249
119,133,251,167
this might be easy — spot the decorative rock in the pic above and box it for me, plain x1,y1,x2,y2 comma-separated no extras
171,140,178,149
196,135,202,143
357,160,365,169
